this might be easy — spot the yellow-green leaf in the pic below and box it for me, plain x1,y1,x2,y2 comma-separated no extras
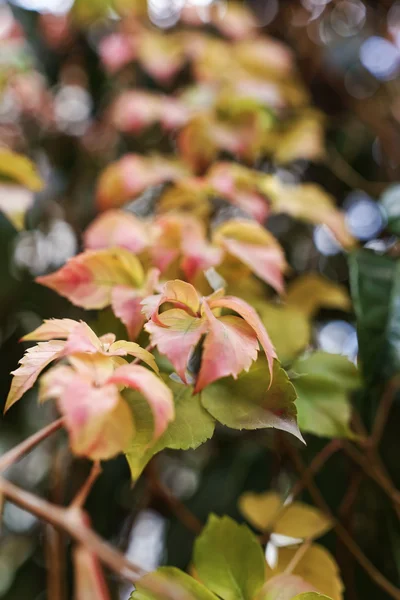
130,567,219,600
0,150,44,191
239,491,331,539
193,515,266,600
286,275,351,318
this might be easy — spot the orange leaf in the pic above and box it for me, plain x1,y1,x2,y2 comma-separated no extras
84,210,151,254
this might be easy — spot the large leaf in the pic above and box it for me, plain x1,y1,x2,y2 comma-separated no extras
125,377,215,479
201,358,303,442
349,249,400,385
291,352,359,438
130,567,219,600
293,595,333,600
193,515,266,600
239,491,331,539
266,544,343,600
37,248,144,309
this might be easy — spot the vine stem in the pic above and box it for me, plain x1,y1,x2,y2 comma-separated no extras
283,538,313,576
0,477,147,583
285,441,400,600
71,462,102,508
0,418,64,472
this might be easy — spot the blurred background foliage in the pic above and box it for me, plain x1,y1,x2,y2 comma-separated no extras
1,0,400,598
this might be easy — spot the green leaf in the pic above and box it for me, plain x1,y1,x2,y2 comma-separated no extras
349,249,400,386
201,359,303,442
291,352,359,438
130,567,219,600
193,515,266,600
293,595,333,600
380,184,400,236
125,377,215,479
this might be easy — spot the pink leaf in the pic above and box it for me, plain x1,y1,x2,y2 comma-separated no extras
145,309,207,383
21,318,79,341
36,248,144,309
99,33,137,73
73,546,111,600
111,286,145,341
220,237,285,293
5,340,65,412
41,366,134,460
62,322,102,355
84,210,150,254
209,295,276,380
195,307,259,393
108,365,174,439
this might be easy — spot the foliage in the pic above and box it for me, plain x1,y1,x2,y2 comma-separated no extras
1,1,400,599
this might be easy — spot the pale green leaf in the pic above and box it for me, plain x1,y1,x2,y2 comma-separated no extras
291,352,360,438
201,358,303,442
125,377,215,479
193,515,266,600
130,567,218,600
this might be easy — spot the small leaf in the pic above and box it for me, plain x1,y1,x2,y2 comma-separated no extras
130,567,219,600
292,352,360,438
22,318,80,342
5,340,65,412
125,377,215,479
37,248,144,309
239,491,331,539
0,149,44,191
286,274,351,317
266,544,343,600
108,365,174,439
201,358,303,442
193,515,266,600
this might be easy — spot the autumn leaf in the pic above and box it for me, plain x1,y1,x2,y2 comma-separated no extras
138,30,186,85
108,365,174,439
0,149,44,191
40,365,135,460
265,544,343,600
239,491,331,539
201,358,303,442
213,220,287,293
193,515,266,600
5,340,65,412
291,352,360,438
37,248,144,309
22,318,81,342
84,210,151,254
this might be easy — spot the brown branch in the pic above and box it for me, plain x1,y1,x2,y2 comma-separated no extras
285,442,400,600
371,377,400,448
0,418,64,472
283,538,313,576
71,462,102,509
0,476,146,584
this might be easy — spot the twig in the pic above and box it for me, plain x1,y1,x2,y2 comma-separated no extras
370,377,400,448
326,145,386,196
0,476,146,584
71,462,102,509
0,418,64,472
285,442,400,600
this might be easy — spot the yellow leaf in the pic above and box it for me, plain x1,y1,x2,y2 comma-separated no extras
0,150,44,191
157,178,211,220
266,544,343,600
273,111,326,164
239,491,331,540
286,274,351,318
255,301,310,364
